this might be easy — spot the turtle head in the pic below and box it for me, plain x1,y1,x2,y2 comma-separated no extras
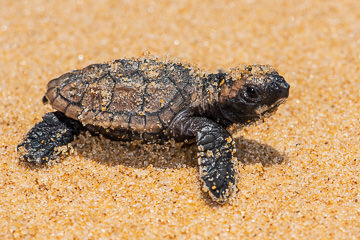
218,65,289,125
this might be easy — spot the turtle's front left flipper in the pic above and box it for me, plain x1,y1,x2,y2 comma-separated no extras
17,111,83,164
169,115,238,203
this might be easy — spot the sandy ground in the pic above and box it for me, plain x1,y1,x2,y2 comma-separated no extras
1,0,359,239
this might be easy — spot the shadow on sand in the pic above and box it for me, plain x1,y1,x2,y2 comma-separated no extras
71,132,287,169
19,131,287,171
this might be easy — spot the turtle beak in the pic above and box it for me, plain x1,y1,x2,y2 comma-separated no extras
277,77,290,99
267,75,290,104
274,75,290,99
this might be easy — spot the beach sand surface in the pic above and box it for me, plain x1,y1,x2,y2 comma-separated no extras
1,0,359,239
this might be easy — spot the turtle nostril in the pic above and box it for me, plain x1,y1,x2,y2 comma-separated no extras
271,76,290,98
279,80,290,90
281,85,289,98
278,80,290,98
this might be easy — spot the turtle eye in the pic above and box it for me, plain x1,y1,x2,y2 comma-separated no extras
245,86,259,100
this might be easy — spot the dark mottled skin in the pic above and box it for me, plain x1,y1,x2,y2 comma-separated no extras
17,111,83,164
18,58,290,203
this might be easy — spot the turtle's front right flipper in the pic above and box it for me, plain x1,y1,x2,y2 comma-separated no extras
17,111,83,164
168,113,238,204
195,119,238,203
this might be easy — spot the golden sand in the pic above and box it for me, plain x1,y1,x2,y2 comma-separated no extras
1,0,359,239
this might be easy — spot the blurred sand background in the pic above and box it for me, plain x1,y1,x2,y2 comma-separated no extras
1,0,359,239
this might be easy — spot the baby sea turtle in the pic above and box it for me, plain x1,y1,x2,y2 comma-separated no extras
18,57,289,203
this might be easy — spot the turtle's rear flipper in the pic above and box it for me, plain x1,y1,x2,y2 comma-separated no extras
17,111,83,164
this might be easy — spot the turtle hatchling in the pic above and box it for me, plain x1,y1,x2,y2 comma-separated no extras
18,57,289,203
